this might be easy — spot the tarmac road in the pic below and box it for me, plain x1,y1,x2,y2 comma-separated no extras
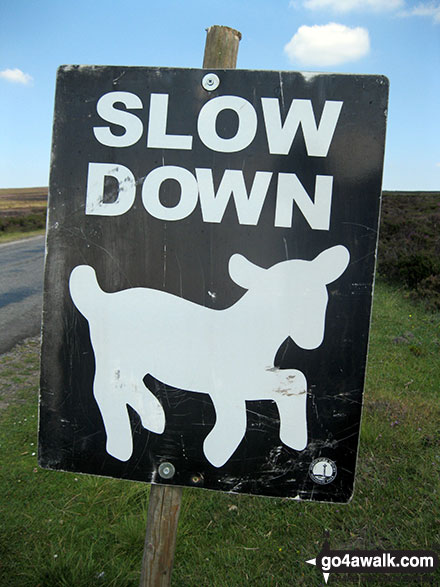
0,235,45,354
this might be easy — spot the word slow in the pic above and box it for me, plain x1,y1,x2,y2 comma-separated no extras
93,91,343,156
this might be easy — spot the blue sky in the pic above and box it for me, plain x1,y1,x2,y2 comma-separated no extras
0,0,439,190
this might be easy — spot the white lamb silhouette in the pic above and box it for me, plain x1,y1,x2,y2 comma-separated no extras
69,245,349,468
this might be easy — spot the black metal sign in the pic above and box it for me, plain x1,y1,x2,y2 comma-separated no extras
39,66,388,502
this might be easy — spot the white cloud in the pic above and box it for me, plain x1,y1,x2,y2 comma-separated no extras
284,23,370,66
400,2,440,23
302,0,404,12
0,68,33,85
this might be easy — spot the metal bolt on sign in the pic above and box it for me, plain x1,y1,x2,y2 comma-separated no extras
202,73,220,91
158,462,176,479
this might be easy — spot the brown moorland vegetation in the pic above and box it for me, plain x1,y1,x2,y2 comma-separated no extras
0,187,47,234
378,191,440,310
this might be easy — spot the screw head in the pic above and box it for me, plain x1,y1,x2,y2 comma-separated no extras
202,73,220,91
158,462,175,479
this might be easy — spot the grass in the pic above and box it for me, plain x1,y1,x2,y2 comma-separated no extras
0,281,439,586
0,229,45,244
0,200,47,211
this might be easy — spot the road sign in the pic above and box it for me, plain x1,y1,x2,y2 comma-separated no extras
39,65,388,502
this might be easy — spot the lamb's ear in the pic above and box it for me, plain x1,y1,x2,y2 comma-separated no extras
229,254,265,290
313,245,350,284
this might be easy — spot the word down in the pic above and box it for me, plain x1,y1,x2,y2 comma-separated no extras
69,245,350,467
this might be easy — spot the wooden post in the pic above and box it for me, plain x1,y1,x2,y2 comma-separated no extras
139,484,183,586
203,25,242,68
139,25,241,587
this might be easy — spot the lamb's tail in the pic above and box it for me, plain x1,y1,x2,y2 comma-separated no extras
69,265,104,318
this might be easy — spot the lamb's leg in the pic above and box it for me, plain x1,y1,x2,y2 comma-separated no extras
203,398,247,468
272,370,308,451
127,376,166,435
93,367,165,462
93,367,134,461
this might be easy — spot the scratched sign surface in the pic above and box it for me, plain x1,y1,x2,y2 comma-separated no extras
39,66,388,502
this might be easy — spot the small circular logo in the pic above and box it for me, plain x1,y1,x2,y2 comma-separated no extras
309,458,337,484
